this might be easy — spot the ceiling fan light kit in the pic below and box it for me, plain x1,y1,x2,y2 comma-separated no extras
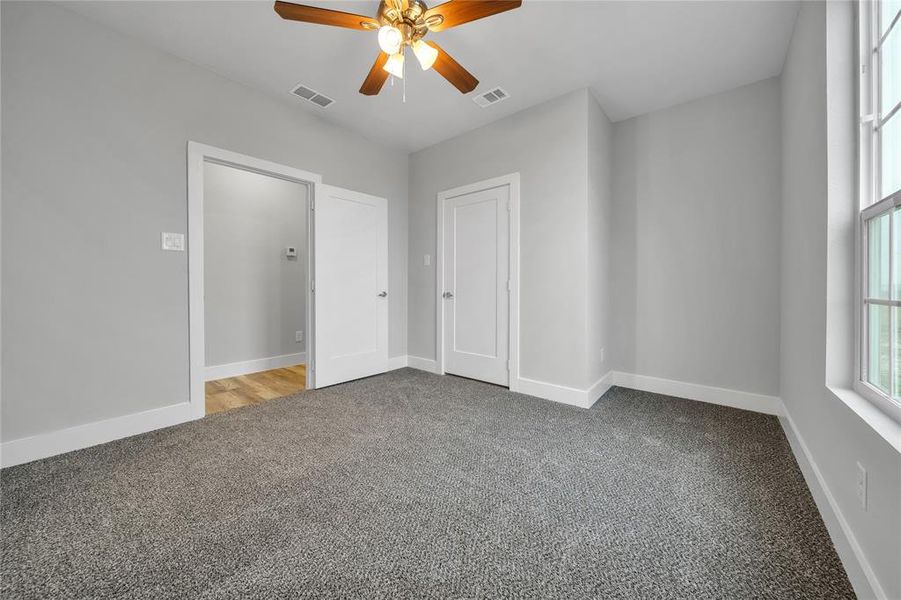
412,40,439,70
274,0,522,97
384,52,406,79
377,24,404,55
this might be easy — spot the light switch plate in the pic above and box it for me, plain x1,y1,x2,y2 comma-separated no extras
424,254,431,266
161,232,185,252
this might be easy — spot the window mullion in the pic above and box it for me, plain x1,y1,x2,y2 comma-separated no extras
890,208,896,398
864,298,901,307
861,194,896,221
877,7,901,48
876,42,883,205
881,100,901,127
861,0,875,385
862,215,870,382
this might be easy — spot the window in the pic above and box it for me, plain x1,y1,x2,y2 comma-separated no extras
858,0,901,418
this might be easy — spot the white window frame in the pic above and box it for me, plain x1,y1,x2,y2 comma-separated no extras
856,0,901,422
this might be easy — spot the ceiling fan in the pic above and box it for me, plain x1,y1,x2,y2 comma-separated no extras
274,0,522,96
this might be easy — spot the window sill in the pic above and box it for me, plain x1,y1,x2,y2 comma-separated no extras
828,385,901,453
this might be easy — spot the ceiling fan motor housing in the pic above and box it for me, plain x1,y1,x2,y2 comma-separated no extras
377,0,438,44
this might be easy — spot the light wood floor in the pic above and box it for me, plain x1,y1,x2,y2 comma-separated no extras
205,364,306,415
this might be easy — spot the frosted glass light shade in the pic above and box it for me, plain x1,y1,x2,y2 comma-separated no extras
377,26,402,54
383,52,405,78
412,40,438,70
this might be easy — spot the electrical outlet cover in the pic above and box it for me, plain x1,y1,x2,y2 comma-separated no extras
856,462,867,510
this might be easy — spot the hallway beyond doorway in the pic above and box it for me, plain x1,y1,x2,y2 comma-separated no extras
205,364,306,415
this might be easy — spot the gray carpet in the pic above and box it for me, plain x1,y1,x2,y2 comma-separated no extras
1,368,854,599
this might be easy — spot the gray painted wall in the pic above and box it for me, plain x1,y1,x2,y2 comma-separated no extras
610,78,782,397
587,94,614,386
2,5,897,594
1,1,408,441
408,89,593,389
780,2,900,597
203,163,308,367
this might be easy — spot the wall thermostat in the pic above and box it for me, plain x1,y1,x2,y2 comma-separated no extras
161,232,185,252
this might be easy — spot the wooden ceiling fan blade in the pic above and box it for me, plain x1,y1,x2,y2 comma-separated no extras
426,42,478,94
424,0,521,32
274,1,378,30
360,52,391,95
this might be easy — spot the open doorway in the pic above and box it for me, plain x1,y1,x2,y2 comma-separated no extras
202,161,310,414
187,142,321,419
187,142,391,419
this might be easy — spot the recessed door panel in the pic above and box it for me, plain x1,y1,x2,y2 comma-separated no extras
453,198,499,357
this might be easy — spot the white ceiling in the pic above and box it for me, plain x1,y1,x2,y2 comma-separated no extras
65,1,799,152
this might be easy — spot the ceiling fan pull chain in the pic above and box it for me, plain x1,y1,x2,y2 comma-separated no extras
402,47,406,103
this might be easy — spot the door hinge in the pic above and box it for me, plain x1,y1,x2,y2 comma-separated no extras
506,279,512,291
311,197,315,211
311,279,315,292
507,360,512,371
507,199,512,212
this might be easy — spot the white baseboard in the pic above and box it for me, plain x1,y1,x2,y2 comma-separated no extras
403,362,780,416
588,371,615,405
1,402,195,469
780,409,885,600
387,355,408,370
205,352,306,381
405,358,616,410
515,371,613,409
612,372,783,416
407,355,439,373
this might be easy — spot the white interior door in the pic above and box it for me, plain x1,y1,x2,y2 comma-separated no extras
313,184,388,388
443,185,510,386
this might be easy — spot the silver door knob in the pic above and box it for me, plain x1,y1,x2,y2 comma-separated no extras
378,291,388,297
442,291,454,299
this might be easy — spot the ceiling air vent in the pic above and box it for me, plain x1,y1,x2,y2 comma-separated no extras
291,84,334,109
473,87,510,108
309,94,334,108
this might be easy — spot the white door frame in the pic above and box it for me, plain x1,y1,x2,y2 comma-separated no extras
187,141,321,419
435,173,520,391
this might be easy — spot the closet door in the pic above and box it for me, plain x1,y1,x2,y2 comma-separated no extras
442,184,510,386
